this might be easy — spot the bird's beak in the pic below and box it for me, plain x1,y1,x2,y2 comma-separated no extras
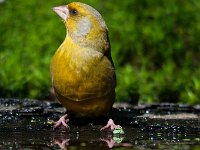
52,5,69,21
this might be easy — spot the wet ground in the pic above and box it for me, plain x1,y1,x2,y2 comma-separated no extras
0,98,200,149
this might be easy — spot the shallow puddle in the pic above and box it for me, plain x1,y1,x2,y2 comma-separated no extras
0,98,200,149
1,126,200,149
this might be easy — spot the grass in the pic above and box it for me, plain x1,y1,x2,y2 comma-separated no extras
0,0,200,104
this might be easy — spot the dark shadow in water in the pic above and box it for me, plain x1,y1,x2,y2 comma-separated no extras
1,126,200,149
0,98,200,149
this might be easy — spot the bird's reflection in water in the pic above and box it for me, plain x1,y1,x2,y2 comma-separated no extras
49,131,132,149
1,126,200,149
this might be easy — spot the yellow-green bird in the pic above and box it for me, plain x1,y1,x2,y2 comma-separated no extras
51,2,121,130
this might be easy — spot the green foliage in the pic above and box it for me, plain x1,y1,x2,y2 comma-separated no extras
0,0,200,104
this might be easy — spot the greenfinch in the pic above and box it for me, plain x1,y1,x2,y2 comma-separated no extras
51,2,120,130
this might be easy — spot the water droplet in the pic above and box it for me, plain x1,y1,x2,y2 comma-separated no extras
146,110,150,114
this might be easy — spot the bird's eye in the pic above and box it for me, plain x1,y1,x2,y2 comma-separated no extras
70,9,78,15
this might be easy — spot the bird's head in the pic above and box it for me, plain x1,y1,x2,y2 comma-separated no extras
53,2,109,49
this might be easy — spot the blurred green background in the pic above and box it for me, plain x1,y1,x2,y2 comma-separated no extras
0,0,200,104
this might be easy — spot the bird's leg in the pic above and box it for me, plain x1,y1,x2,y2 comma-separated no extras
100,119,121,131
54,114,69,128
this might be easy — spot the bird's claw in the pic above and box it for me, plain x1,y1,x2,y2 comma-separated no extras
100,119,122,131
54,114,69,129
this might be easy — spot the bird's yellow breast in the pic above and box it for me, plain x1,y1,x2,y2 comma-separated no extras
50,37,115,116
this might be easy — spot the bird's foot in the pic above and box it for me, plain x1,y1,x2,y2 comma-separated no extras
54,114,69,129
100,119,122,131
